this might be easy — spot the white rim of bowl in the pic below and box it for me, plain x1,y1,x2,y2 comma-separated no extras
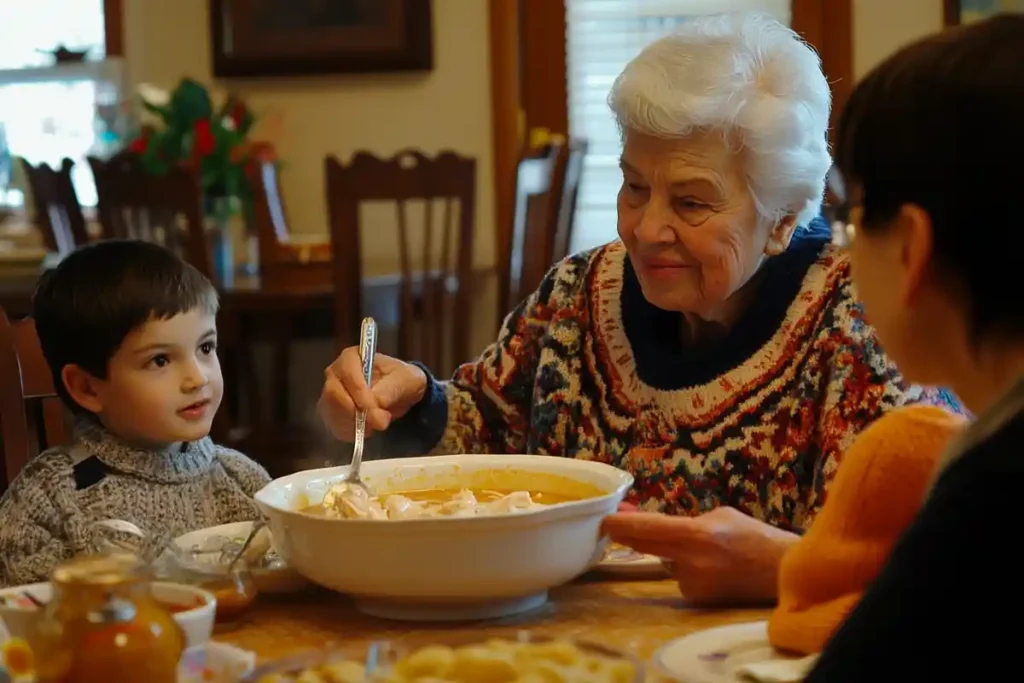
254,456,634,528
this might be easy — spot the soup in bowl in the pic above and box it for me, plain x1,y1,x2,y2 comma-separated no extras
254,454,633,621
311,467,609,520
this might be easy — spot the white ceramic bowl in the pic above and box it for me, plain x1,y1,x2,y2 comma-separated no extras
174,521,312,594
254,454,633,620
0,581,216,648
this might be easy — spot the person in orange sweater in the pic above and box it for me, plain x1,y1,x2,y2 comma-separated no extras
767,404,965,655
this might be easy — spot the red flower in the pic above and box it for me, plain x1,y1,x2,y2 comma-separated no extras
128,127,152,154
193,118,216,158
229,101,248,128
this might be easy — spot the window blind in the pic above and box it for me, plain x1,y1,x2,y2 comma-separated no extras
565,0,792,252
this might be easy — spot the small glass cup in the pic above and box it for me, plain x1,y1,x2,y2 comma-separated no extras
173,561,257,631
87,519,259,630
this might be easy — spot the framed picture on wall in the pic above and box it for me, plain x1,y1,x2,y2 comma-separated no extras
944,0,1024,25
210,0,433,77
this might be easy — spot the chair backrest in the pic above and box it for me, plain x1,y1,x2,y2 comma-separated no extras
324,149,476,376
19,157,89,253
500,141,568,321
88,153,213,278
552,137,588,262
0,307,68,491
245,160,332,290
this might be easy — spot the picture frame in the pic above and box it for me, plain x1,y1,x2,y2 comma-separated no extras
210,0,433,78
944,0,1024,26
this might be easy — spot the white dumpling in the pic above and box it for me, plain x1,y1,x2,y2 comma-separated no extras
324,482,387,520
439,489,479,517
344,496,388,520
482,490,536,515
321,485,547,521
385,495,428,519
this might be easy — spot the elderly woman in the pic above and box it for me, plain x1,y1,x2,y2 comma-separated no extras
318,13,959,604
804,15,1023,681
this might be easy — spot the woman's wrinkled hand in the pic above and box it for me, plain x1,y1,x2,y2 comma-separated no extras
317,347,428,441
601,506,797,606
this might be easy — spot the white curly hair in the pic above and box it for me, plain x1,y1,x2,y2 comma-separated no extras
608,12,832,228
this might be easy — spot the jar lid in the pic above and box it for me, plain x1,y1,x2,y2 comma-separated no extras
52,552,146,586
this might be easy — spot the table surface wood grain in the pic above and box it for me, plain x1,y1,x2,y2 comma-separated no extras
216,575,773,674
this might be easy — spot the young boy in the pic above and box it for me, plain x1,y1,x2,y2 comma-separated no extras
0,240,271,587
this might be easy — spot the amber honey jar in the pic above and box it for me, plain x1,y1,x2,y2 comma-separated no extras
30,553,185,683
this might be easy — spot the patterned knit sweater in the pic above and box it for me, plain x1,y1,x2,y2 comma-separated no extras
0,421,270,587
382,236,963,532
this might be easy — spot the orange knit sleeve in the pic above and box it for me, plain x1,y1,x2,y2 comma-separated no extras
768,405,966,655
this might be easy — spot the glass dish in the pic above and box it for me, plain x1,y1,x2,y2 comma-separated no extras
241,631,644,683
86,518,258,630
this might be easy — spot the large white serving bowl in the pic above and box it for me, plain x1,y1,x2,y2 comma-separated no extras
254,454,633,621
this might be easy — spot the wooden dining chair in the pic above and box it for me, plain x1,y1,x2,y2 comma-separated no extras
499,141,569,323
0,307,68,492
245,159,332,290
324,149,477,378
88,153,213,279
552,138,588,262
19,157,89,254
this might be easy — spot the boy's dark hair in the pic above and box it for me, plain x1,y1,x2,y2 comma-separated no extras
32,239,219,412
834,14,1024,341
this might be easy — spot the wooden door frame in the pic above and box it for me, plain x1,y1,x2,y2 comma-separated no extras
489,0,521,292
104,0,124,57
487,0,853,274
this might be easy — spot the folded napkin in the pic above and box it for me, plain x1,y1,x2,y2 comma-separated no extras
737,654,820,683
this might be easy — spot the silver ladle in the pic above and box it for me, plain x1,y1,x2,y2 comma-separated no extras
335,317,378,498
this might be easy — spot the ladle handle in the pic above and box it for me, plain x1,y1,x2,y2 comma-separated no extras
350,317,378,475
359,317,377,389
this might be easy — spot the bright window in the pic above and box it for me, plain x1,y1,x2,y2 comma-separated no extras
0,0,121,208
565,0,791,252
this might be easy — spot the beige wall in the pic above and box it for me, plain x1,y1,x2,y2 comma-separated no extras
122,0,495,275
853,0,945,78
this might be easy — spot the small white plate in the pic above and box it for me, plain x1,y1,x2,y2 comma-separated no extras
653,621,815,683
592,542,671,579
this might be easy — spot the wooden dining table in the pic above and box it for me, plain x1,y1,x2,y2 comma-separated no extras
217,576,773,678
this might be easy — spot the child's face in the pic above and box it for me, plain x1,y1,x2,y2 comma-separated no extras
86,308,223,446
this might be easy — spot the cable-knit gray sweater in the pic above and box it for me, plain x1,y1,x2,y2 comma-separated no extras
0,422,271,587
